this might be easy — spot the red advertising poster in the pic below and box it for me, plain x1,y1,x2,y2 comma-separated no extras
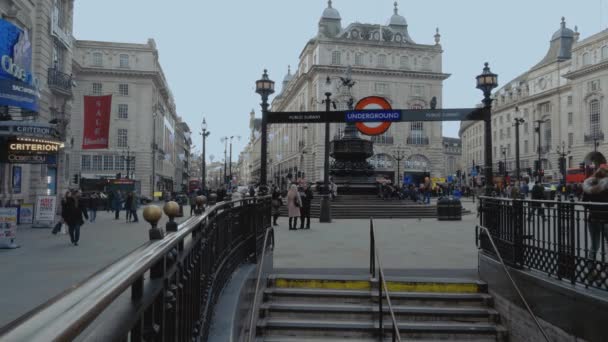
82,95,112,149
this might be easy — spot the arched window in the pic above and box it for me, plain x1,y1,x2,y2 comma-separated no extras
409,104,426,145
590,99,601,136
92,52,103,66
583,52,591,66
331,51,341,65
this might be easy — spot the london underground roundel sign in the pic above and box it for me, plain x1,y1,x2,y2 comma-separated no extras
354,96,393,136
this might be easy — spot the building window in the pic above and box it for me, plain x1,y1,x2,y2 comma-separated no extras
589,80,601,92
92,52,103,66
355,53,363,66
127,157,136,172
117,129,128,148
568,132,574,147
118,104,128,119
493,131,496,141
567,112,573,126
500,116,503,125
544,119,552,149
375,83,388,94
524,140,529,154
92,155,102,171
507,127,511,138
540,102,551,114
92,83,102,95
499,129,503,140
331,51,341,65
524,122,529,134
583,52,591,66
118,84,129,96
567,96,573,106
53,41,66,72
115,156,125,171
119,54,129,68
377,54,386,67
590,99,601,136
103,155,114,171
602,46,608,60
506,113,511,122
412,85,424,97
81,155,91,171
400,56,409,69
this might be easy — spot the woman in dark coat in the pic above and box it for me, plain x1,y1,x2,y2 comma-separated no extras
61,191,89,246
271,187,282,226
582,167,608,261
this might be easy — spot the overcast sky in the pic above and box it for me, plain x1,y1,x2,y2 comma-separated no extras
74,0,606,161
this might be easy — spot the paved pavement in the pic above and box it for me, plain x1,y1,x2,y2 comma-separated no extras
0,205,193,328
273,205,480,271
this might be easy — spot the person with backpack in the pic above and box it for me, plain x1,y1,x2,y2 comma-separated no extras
529,181,546,221
271,186,282,226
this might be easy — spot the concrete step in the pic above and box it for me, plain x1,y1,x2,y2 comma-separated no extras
260,302,500,323
256,319,507,340
264,288,494,308
257,338,497,342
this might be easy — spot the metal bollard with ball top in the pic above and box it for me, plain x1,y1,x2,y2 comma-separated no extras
163,201,180,232
194,196,207,215
143,205,164,240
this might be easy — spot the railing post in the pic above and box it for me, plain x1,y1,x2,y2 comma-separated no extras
378,271,383,338
557,197,576,281
513,198,525,268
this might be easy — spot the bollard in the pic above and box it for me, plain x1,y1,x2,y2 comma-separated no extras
143,205,164,240
163,201,180,232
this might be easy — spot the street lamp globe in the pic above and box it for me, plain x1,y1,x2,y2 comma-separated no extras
324,76,333,96
201,118,207,131
476,62,498,96
255,69,275,96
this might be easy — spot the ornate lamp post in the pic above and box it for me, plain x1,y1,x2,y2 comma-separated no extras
320,76,336,223
513,107,525,182
534,119,548,182
200,118,210,191
556,141,570,185
255,70,275,195
476,63,499,196
392,145,406,188
121,146,136,179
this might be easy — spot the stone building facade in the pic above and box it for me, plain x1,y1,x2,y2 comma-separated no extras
460,18,607,184
263,1,450,187
0,0,75,205
70,39,187,196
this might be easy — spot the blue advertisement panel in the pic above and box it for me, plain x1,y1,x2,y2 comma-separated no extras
12,165,21,193
0,18,38,112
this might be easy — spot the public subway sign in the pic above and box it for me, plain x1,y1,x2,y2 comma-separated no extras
0,18,40,112
266,107,487,124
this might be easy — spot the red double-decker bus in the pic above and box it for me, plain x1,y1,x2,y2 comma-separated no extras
565,168,586,184
188,179,201,193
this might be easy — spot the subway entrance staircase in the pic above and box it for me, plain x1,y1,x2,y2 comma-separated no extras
254,273,508,341
279,195,471,219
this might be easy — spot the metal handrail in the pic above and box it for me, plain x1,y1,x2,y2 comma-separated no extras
476,225,551,342
247,226,274,342
370,218,402,342
0,196,270,341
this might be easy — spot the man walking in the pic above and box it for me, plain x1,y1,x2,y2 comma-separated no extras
529,181,546,221
61,190,88,246
88,192,98,223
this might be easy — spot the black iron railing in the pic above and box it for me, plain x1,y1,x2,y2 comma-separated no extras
584,131,604,143
477,196,608,291
371,135,394,145
476,225,550,342
47,68,73,96
406,136,429,145
370,218,402,341
247,226,275,341
0,196,271,341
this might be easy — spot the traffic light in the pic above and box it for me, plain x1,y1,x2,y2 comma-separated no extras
498,161,505,175
72,174,79,184
539,169,545,177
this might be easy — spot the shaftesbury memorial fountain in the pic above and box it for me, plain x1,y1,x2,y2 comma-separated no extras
329,68,377,194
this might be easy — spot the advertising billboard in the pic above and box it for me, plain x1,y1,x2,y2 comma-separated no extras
83,95,112,149
0,18,39,112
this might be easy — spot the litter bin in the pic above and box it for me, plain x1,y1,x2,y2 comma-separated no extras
437,196,462,221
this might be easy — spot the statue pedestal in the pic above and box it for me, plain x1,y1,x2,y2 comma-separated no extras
329,137,378,195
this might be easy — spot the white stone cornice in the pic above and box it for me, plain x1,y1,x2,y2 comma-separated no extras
493,85,572,113
564,60,608,79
